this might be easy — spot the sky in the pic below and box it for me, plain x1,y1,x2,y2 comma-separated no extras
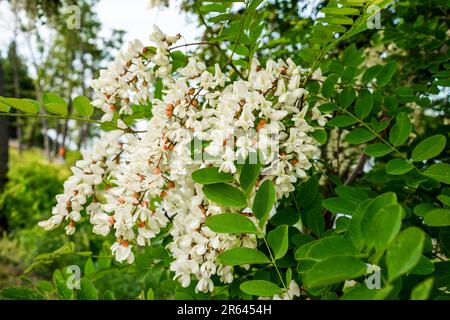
0,0,202,59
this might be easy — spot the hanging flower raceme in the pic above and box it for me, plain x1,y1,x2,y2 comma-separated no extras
38,25,331,295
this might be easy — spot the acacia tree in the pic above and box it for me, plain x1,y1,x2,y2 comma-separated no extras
0,0,449,300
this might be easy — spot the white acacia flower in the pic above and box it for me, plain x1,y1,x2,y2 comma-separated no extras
39,26,332,293
111,242,135,263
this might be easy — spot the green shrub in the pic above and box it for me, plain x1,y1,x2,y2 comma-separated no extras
0,149,69,231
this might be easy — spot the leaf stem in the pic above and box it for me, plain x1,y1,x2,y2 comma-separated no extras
256,225,287,290
0,112,145,133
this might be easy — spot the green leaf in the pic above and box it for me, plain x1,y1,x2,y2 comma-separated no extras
78,278,98,300
346,199,372,251
209,13,241,23
295,237,360,261
271,207,299,226
345,128,376,144
73,96,94,117
1,98,39,114
36,280,54,293
300,48,320,64
322,74,339,98
267,225,289,259
45,102,68,116
303,256,367,288
103,290,115,300
338,87,356,108
322,197,357,215
327,115,358,127
386,227,425,282
311,129,328,145
335,185,369,203
413,203,438,217
240,280,283,296
438,194,450,206
361,193,397,241
354,89,373,119
412,134,447,162
154,78,163,99
322,7,360,15
389,112,411,146
295,175,319,208
171,51,187,71
205,213,257,234
0,287,45,300
0,99,11,112
362,65,382,84
252,180,276,221
306,205,325,237
53,269,73,300
319,16,354,25
423,163,450,184
367,204,403,251
239,154,262,193
365,143,393,157
386,159,414,175
217,247,270,266
146,288,154,300
410,255,435,275
424,209,450,227
84,258,96,276
410,278,434,300
377,61,398,87
318,102,339,113
341,285,393,300
199,3,226,13
202,183,247,208
192,167,233,185
43,92,67,107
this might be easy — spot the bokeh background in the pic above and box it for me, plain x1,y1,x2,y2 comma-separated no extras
0,0,448,299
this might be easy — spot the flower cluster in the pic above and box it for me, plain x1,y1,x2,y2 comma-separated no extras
39,26,331,295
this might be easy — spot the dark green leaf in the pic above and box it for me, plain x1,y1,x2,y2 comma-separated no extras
345,128,376,144
423,163,450,184
267,225,289,259
367,204,403,251
389,112,411,146
192,167,234,185
424,209,450,227
322,197,357,215
0,287,45,300
386,227,425,282
365,143,393,157
412,134,447,162
252,180,276,221
354,89,373,119
239,154,262,193
386,159,414,175
205,213,257,234
304,256,367,288
338,87,356,108
217,247,270,266
240,280,283,296
377,61,398,87
327,115,358,127
78,278,98,300
202,183,247,208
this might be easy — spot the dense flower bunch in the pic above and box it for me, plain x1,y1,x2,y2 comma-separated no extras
39,26,331,294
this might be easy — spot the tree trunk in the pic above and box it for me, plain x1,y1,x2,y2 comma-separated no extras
0,59,9,231
10,41,23,153
0,59,8,189
60,98,73,158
